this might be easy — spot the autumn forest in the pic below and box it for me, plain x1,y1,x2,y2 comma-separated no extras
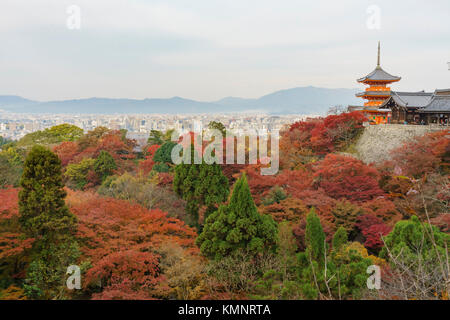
0,112,449,300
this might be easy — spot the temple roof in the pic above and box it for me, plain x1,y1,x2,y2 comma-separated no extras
381,91,434,108
434,88,450,96
357,66,401,83
421,95,450,113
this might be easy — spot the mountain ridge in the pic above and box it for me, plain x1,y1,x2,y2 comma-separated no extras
0,86,360,115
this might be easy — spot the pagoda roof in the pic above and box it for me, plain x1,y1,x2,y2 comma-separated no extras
356,90,392,97
357,66,401,83
357,42,401,83
380,91,433,109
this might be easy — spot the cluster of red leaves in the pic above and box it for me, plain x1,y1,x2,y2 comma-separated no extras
138,145,160,175
244,165,314,205
53,130,137,172
280,112,366,168
313,154,384,202
0,188,34,261
65,190,198,299
355,214,392,251
86,250,161,300
391,129,449,178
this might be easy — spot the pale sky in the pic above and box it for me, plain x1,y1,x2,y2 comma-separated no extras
1,0,449,101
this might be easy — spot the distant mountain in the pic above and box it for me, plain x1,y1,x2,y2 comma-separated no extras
0,86,360,115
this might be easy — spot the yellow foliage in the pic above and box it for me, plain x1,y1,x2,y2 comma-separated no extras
0,285,27,300
344,242,386,267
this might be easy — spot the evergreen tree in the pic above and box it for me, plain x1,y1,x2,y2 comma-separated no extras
19,146,77,236
196,173,278,259
19,145,79,299
153,141,177,165
304,208,326,263
194,162,229,217
173,144,229,228
332,227,348,254
94,150,117,181
297,209,371,300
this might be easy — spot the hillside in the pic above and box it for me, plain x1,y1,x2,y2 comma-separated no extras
0,86,360,115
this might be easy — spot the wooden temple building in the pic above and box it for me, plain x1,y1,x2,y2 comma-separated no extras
349,42,450,125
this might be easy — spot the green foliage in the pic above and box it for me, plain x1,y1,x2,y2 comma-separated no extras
153,141,177,166
148,129,175,146
305,208,326,263
19,146,77,236
296,209,371,299
197,173,278,259
380,215,449,266
94,150,116,181
152,162,169,173
174,159,229,227
207,121,226,136
64,158,96,190
262,186,287,206
19,145,79,299
0,153,22,187
23,239,80,299
18,124,83,148
0,136,11,147
332,227,348,253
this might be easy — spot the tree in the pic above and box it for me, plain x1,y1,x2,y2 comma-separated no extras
379,216,449,299
94,150,117,182
331,199,363,237
196,173,278,259
153,141,177,171
332,227,348,253
208,121,226,136
0,153,22,187
313,154,384,202
148,129,175,146
391,130,449,178
194,162,229,219
173,153,229,228
64,158,96,190
19,145,79,299
304,208,326,264
18,124,83,148
297,209,372,300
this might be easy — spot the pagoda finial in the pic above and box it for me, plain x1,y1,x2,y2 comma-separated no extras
377,41,381,68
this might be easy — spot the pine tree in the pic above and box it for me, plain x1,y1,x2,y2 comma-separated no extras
19,145,77,236
304,208,326,263
173,145,229,228
195,162,229,217
332,227,348,254
19,145,79,299
196,173,278,259
94,150,116,181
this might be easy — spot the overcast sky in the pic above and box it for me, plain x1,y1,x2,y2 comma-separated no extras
1,0,449,101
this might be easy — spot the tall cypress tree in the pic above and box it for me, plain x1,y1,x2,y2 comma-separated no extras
19,145,79,299
173,144,229,228
196,173,278,259
304,208,326,264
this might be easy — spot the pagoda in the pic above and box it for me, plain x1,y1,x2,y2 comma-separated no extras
356,42,401,124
